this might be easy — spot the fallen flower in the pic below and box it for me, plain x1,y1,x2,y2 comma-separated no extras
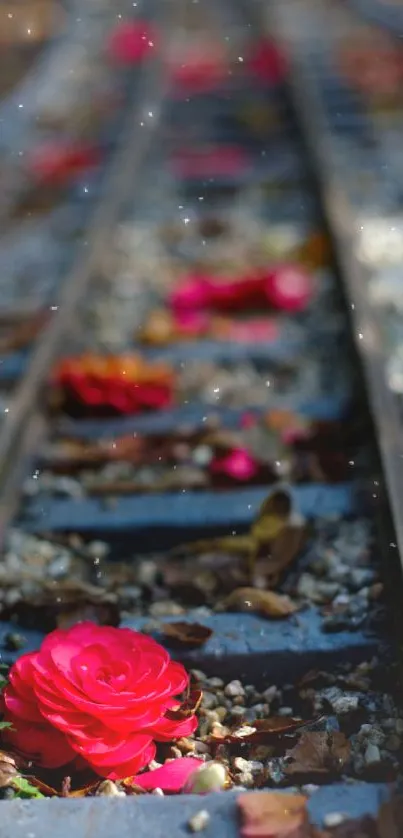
107,21,156,65
52,354,175,414
171,147,249,180
170,266,313,316
159,621,213,649
209,447,259,482
28,143,101,187
264,265,313,313
248,39,288,84
238,791,309,838
1,622,197,779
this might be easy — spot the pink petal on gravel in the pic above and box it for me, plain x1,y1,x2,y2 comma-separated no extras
132,757,203,793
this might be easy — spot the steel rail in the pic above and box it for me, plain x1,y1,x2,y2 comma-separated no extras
0,0,147,227
266,0,403,570
0,0,179,546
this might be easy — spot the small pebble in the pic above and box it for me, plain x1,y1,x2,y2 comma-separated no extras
3,632,26,652
96,780,125,797
152,788,165,797
230,706,246,719
365,743,381,765
262,686,277,703
188,810,211,833
385,735,401,751
302,784,320,796
332,695,359,715
184,762,227,794
323,813,347,828
207,678,224,689
202,692,218,710
225,680,245,698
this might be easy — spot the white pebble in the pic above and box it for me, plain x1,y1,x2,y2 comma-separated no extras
184,762,227,794
262,686,277,703
224,680,245,698
332,695,359,714
301,784,320,795
365,743,381,764
323,813,347,828
188,810,210,832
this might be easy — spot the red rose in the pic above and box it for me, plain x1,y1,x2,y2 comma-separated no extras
210,447,259,482
1,623,197,780
107,21,157,65
29,143,101,187
248,39,287,84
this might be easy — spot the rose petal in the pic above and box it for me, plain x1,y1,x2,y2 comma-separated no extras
132,757,203,792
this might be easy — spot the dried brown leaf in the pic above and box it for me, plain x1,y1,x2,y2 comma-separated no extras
256,489,292,521
210,717,318,745
238,791,310,838
159,621,213,649
165,688,203,721
264,524,309,587
68,782,104,798
284,732,350,777
0,751,19,788
222,587,299,619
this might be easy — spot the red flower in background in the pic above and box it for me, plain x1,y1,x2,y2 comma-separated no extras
210,447,259,482
248,38,287,84
54,354,175,414
1,623,197,780
28,143,101,187
171,147,249,179
107,21,157,65
170,265,313,316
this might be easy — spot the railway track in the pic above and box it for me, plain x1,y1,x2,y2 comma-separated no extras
0,0,403,834
0,0,160,405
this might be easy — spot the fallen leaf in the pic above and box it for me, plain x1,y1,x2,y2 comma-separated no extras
166,688,203,720
284,732,350,777
264,524,309,587
238,791,310,838
128,757,203,793
68,781,108,798
11,776,45,799
251,490,292,546
159,621,213,649
210,717,318,745
0,751,19,788
377,793,403,838
222,587,299,619
22,776,61,797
